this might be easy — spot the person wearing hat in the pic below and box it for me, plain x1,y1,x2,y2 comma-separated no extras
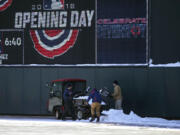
112,80,123,110
62,83,76,120
87,88,102,122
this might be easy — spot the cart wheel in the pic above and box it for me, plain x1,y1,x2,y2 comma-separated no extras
55,110,61,119
77,110,83,120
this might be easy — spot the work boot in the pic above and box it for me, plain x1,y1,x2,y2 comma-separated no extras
62,117,66,121
96,117,100,122
61,114,66,121
72,116,76,121
90,116,95,122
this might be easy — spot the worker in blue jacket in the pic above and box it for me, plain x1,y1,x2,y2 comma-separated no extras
87,88,102,122
62,83,76,120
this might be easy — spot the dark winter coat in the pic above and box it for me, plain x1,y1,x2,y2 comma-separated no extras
87,89,102,103
63,88,73,101
63,88,75,118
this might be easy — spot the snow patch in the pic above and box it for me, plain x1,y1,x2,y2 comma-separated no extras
74,96,89,100
74,96,106,105
150,62,180,67
149,58,153,65
149,59,180,67
1,110,180,129
100,109,180,128
0,64,148,67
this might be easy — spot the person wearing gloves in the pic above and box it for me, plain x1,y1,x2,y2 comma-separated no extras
87,88,102,122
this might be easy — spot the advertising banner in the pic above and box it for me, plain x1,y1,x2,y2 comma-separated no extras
97,0,147,64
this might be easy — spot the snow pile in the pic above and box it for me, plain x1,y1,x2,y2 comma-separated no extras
150,62,180,67
100,109,180,128
1,110,180,129
149,59,180,67
74,96,89,100
74,96,106,105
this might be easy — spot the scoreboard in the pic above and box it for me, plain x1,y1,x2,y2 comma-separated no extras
0,0,147,65
0,30,23,64
0,0,95,65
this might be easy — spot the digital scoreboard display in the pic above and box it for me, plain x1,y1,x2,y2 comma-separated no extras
0,30,23,64
0,0,147,65
0,0,95,65
97,0,147,64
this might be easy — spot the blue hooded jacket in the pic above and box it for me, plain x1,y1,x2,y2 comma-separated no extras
63,88,73,101
87,89,102,103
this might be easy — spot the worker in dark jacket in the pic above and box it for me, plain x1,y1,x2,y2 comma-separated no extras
62,83,76,120
87,88,102,122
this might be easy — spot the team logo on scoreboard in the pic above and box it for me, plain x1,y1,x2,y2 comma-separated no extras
30,0,79,59
30,29,78,59
44,0,64,10
0,0,12,11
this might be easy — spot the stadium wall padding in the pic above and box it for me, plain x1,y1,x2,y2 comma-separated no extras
0,67,180,118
